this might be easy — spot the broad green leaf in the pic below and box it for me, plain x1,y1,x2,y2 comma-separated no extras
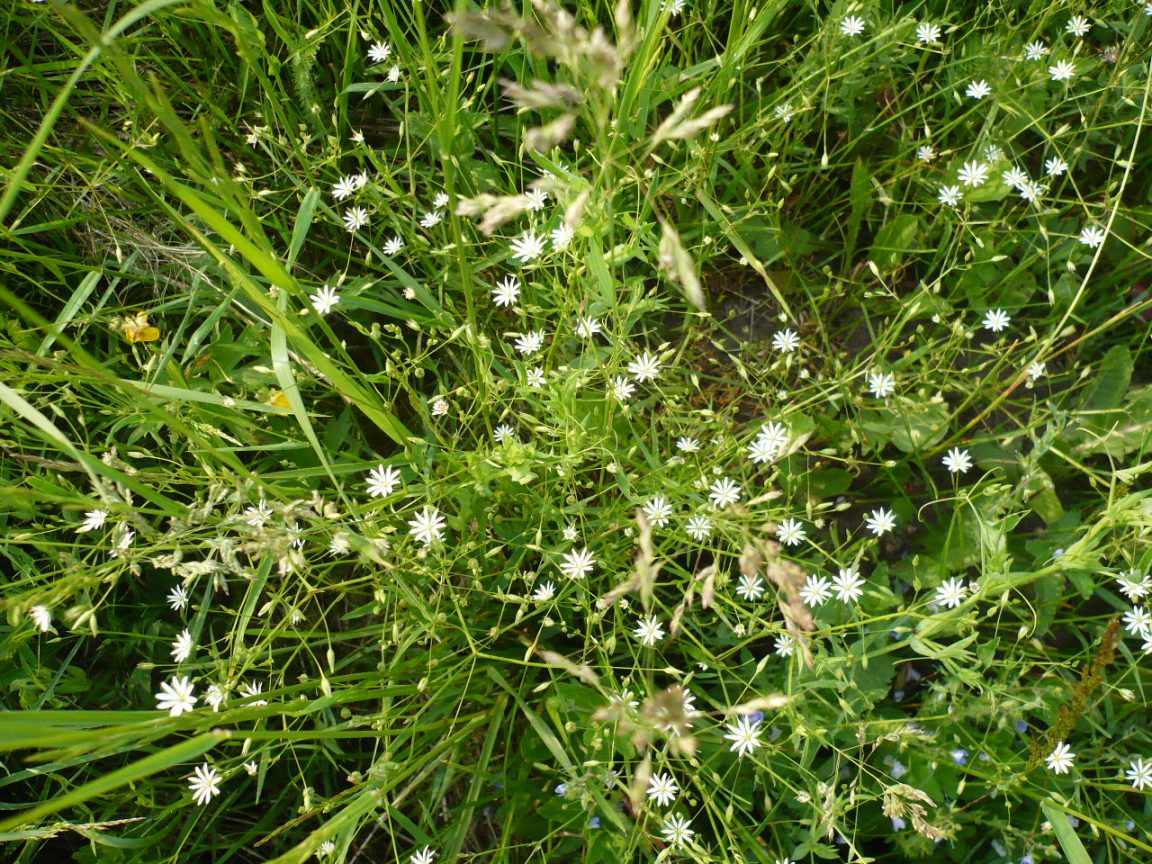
1040,801,1092,864
868,214,919,269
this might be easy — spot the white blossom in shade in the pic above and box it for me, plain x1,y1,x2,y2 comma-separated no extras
243,760,258,775
958,161,988,187
431,191,449,209
410,847,437,864
188,764,222,806
685,516,712,540
1116,570,1152,602
171,629,194,663
1126,757,1152,790
30,605,52,633
1065,15,1090,37
167,584,189,613
573,316,602,339
526,367,545,388
245,499,273,527
387,65,401,83
1078,225,1106,248
1024,40,1048,61
77,509,107,532
724,714,764,757
1049,60,1075,82
111,525,134,557
512,330,546,357
676,436,700,453
942,447,973,474
431,399,449,417
747,436,780,464
317,841,335,858
1027,360,1046,381
419,210,443,229
1123,605,1151,637
492,276,520,307
1002,167,1029,190
383,236,404,256
660,814,695,848
633,615,666,647
917,144,937,162
774,103,795,123
627,351,661,382
736,573,765,600
1045,157,1068,176
332,176,357,201
524,188,548,211
610,376,636,402
647,772,679,807
366,464,402,498
663,0,686,15
310,285,340,316
839,15,866,36
777,518,806,546
771,328,800,353
510,231,546,263
865,507,897,537
204,683,226,712
408,507,446,546
1019,180,1045,203
868,371,896,399
562,525,579,542
774,633,794,656
532,581,556,602
915,22,941,44
156,675,197,717
343,206,369,232
493,424,515,444
935,577,967,608
1046,741,1075,774
983,309,1011,332
559,547,596,579
832,567,865,603
551,223,574,250
237,680,267,706
799,574,832,607
965,80,991,100
643,496,673,528
368,40,391,63
982,144,1004,162
708,477,741,508
938,185,962,206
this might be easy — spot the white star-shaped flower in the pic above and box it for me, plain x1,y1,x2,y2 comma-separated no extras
1046,741,1075,774
559,547,596,579
366,464,402,498
633,615,665,646
408,507,446,546
723,714,763,757
188,763,221,806
646,772,679,807
865,507,897,537
942,447,972,474
156,675,197,717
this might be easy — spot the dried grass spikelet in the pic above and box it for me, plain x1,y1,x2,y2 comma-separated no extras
882,784,952,841
597,509,659,610
523,114,576,153
657,218,706,312
650,86,733,148
758,538,816,669
501,79,584,111
454,193,534,235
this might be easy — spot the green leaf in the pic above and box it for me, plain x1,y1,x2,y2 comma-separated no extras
1040,801,1092,864
858,400,949,454
845,157,871,262
868,214,919,269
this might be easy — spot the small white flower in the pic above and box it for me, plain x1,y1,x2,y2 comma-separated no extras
865,507,897,537
736,573,764,600
1045,157,1068,177
432,191,449,210
868,371,896,399
513,331,546,356
772,328,800,353
708,477,741,508
493,424,516,444
188,763,222,806
317,841,335,858
1078,225,1106,248
559,547,596,579
660,814,695,848
366,464,402,498
1002,167,1029,190
574,316,602,339
526,367,545,388
982,309,1011,333
387,65,402,83
628,351,661,382
1024,40,1048,61
662,0,686,15
368,40,391,63
610,376,636,402
917,144,937,162
1046,741,1075,774
799,574,832,607
686,515,712,540
942,447,973,474
1116,570,1152,602
419,210,443,229
958,161,989,187
965,79,991,100
1049,59,1076,82
409,847,437,864
1065,15,1090,37
383,236,405,255
633,615,665,646
167,584,189,612
240,680,268,706
171,629,194,663
774,102,795,123
431,398,449,417
332,176,358,201
1027,360,1046,381
510,231,546,263
243,760,258,775
310,285,340,316
1126,756,1152,790
533,581,556,602
938,185,962,206
1122,605,1151,637
77,509,108,532
676,436,700,453
934,577,967,608
724,715,763,757
774,634,794,656
915,22,941,44
777,518,806,546
156,675,197,717
643,496,673,527
408,507,446,546
840,15,866,36
647,772,679,807
343,206,369,232
30,605,52,633
832,567,865,603
525,188,548,211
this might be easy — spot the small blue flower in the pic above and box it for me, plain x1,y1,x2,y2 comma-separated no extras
746,710,765,724
950,749,969,765
1015,720,1028,733
555,783,568,796
589,816,601,829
